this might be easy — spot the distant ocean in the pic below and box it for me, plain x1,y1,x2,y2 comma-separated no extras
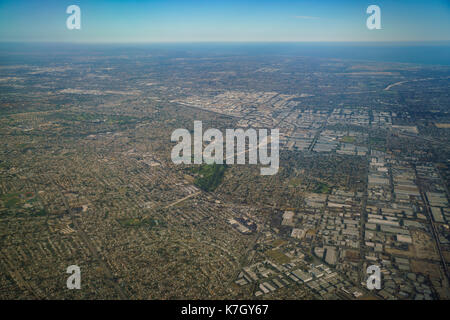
0,42,449,66
167,42,450,66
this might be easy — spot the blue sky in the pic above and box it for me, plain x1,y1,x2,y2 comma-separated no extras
0,0,449,42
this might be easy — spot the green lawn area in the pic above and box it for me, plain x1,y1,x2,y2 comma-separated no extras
117,218,142,227
289,177,302,187
33,208,48,217
143,218,167,228
1,193,21,209
313,182,331,194
193,163,227,192
1,192,47,216
340,136,356,143
265,249,291,264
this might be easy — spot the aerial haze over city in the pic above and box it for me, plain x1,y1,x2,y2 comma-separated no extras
0,1,450,302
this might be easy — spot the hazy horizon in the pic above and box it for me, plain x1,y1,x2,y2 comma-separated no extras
1,41,449,66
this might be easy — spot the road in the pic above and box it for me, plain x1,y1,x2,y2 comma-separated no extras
164,191,201,209
384,77,449,91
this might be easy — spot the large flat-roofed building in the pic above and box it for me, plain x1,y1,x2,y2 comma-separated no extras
396,234,413,244
291,269,313,283
431,207,445,223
